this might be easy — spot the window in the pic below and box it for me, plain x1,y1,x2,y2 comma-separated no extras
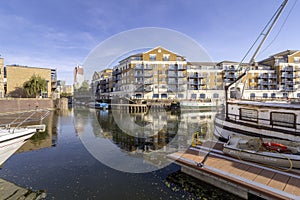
200,93,206,99
250,93,255,99
297,93,300,98
240,108,258,122
271,93,276,98
153,94,159,98
213,93,219,98
150,54,156,61
263,93,268,98
163,54,170,61
178,94,184,98
294,57,300,63
191,94,197,99
283,93,288,98
271,112,296,128
161,94,167,98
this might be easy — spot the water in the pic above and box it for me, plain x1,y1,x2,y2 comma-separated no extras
0,108,241,199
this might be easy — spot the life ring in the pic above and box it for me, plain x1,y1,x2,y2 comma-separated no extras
263,142,288,153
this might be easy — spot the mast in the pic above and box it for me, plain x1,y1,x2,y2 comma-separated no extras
225,0,289,120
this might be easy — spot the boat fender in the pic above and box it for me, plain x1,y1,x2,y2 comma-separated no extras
263,142,288,153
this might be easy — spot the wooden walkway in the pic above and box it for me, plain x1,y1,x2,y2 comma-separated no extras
168,143,300,199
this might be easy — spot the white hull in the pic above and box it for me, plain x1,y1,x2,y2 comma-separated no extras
214,115,300,142
0,128,36,166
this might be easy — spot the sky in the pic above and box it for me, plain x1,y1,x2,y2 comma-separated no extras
0,0,299,84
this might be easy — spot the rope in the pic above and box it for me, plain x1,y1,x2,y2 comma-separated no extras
259,0,298,57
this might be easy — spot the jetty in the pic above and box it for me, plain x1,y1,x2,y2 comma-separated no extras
0,178,46,200
168,141,300,199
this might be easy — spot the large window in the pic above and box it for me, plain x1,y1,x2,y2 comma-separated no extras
271,112,296,128
239,108,258,122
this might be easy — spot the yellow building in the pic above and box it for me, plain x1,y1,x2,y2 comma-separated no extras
112,46,187,99
6,65,57,98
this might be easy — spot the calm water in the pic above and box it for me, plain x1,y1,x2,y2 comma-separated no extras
0,107,241,200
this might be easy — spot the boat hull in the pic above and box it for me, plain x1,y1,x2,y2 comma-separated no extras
214,115,300,142
0,128,36,166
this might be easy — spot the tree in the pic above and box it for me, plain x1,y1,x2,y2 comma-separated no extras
23,75,47,98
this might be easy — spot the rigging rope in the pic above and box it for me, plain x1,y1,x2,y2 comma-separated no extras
259,0,298,57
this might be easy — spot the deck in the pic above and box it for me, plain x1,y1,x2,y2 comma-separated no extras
168,142,300,199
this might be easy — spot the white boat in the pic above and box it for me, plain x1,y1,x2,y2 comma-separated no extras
213,0,299,142
0,109,49,166
214,100,300,141
223,135,300,168
0,127,37,166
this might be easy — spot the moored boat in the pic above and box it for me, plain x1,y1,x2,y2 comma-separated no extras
214,100,300,141
213,0,299,142
0,127,37,166
223,135,300,168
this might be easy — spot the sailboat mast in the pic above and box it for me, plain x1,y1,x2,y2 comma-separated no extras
224,0,289,120
249,0,288,65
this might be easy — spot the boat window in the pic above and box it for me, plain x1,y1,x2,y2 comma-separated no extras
297,93,300,98
283,93,288,98
213,93,219,98
239,108,258,122
271,112,296,128
200,93,206,99
271,93,276,98
250,93,255,99
263,93,268,98
191,94,197,99
178,94,184,98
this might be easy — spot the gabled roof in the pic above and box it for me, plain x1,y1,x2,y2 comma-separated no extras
143,46,184,57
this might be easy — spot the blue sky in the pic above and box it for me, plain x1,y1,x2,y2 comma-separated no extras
0,0,299,84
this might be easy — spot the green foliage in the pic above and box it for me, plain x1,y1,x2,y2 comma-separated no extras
61,92,73,97
23,75,47,98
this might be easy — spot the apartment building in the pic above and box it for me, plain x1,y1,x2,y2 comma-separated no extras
94,48,300,101
110,47,187,99
5,65,57,98
92,69,113,100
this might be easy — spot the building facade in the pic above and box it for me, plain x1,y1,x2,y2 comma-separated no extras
5,65,57,98
74,65,84,89
94,48,300,101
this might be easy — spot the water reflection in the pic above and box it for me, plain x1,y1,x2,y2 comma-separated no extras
17,111,58,153
74,107,217,173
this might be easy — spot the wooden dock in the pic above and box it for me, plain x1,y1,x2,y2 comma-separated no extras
0,178,46,200
168,142,300,200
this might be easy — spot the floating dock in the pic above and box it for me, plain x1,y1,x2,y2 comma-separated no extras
168,142,300,200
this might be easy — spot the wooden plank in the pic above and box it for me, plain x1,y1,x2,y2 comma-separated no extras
268,173,290,191
283,177,300,196
228,163,250,176
253,169,275,185
240,166,263,181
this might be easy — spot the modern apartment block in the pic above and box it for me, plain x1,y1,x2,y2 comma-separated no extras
109,47,188,99
5,65,57,98
94,48,300,101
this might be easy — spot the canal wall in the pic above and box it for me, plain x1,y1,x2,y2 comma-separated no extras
0,98,54,113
